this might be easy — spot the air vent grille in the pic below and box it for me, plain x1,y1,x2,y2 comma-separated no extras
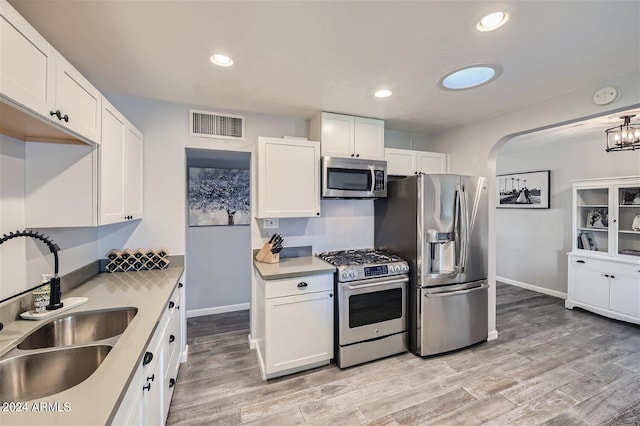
189,109,245,140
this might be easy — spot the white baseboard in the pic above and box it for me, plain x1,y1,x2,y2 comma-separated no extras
497,276,567,300
248,333,256,350
180,344,189,363
186,303,250,318
488,329,499,341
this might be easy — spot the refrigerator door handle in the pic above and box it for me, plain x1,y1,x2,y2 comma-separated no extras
424,282,488,298
459,184,469,273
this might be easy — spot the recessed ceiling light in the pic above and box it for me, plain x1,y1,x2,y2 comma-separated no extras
210,54,233,67
374,89,393,98
437,64,502,90
476,11,509,32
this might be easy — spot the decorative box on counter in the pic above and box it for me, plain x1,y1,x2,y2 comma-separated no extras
106,247,170,272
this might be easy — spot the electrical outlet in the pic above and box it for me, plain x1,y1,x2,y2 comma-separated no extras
264,218,279,229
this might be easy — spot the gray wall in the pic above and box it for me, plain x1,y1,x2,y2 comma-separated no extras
384,129,433,151
496,132,640,296
185,149,252,314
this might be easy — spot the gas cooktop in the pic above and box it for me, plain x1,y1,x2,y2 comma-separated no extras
316,249,409,282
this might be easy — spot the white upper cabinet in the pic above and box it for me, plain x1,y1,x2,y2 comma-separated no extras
0,0,101,144
385,148,449,176
0,0,54,117
311,112,385,161
100,97,143,225
257,136,320,218
52,49,102,143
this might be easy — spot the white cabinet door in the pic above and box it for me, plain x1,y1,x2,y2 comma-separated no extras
417,152,448,174
141,356,163,426
354,116,385,160
125,125,144,220
0,1,54,117
265,291,333,376
257,137,320,218
100,100,127,224
385,148,417,176
610,274,640,317
319,112,354,158
571,267,610,309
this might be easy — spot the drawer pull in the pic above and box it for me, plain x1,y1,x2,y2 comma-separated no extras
297,282,308,288
169,378,176,388
576,260,586,264
146,374,155,383
142,383,151,392
178,283,184,288
142,351,153,366
169,301,175,309
169,334,175,343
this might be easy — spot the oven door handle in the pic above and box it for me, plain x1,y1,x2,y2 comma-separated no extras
344,276,408,290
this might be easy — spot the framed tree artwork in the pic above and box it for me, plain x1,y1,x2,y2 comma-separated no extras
497,170,550,209
188,167,250,226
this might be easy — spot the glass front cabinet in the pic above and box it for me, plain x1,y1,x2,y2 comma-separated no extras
567,176,640,324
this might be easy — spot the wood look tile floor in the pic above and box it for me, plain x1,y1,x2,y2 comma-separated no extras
167,283,640,425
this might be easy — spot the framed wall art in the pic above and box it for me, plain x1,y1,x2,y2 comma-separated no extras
497,170,550,209
188,167,250,226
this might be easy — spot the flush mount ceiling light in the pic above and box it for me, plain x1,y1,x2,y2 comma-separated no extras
476,11,509,32
437,64,502,90
374,89,393,98
210,54,233,67
605,115,640,152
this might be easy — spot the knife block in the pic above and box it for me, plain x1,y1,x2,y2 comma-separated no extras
255,243,280,264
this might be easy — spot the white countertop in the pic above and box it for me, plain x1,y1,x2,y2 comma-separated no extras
253,255,336,280
0,267,183,425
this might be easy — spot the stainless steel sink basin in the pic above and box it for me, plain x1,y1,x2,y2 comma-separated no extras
0,345,112,401
17,307,138,350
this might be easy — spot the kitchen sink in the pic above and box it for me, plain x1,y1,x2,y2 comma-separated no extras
17,307,138,350
0,345,112,401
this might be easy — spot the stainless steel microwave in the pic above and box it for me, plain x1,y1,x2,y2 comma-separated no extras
321,156,387,199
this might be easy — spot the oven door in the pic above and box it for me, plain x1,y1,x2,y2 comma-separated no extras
338,275,408,346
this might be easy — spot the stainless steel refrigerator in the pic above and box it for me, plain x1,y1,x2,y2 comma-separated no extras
375,174,488,356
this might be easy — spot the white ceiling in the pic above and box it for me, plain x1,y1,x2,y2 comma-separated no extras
9,0,640,135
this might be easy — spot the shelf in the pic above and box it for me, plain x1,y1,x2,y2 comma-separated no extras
577,227,608,232
619,230,640,234
619,205,640,208
578,205,608,208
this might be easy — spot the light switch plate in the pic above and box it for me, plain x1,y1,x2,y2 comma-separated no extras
264,218,279,229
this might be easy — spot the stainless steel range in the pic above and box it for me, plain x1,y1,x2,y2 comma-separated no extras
316,249,409,368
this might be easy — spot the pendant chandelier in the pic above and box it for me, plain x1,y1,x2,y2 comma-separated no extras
605,114,640,152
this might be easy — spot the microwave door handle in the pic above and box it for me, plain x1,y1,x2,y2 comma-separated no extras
369,165,375,193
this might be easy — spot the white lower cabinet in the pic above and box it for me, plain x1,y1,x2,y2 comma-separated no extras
112,282,185,425
566,254,640,324
255,272,333,379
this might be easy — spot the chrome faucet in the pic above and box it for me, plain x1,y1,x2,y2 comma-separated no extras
0,230,63,310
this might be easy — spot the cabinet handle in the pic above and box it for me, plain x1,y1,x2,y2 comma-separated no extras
297,282,308,288
178,283,184,288
146,374,155,383
329,293,333,297
350,154,355,158
611,275,615,279
169,378,176,388
142,383,151,392
576,260,586,264
604,274,610,278
142,351,153,366
169,334,175,343
61,113,69,122
356,153,360,158
169,301,175,309
317,212,320,216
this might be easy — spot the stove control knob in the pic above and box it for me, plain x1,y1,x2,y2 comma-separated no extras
389,265,397,273
340,270,349,281
403,264,410,272
349,270,357,280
